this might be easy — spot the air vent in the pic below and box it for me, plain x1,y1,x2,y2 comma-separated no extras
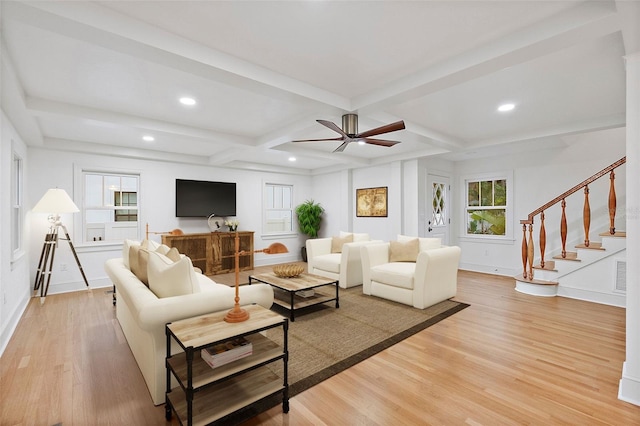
614,260,626,293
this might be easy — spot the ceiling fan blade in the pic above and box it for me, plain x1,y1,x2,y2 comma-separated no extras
317,119,349,138
360,138,401,147
356,120,405,138
333,141,351,153
292,137,344,143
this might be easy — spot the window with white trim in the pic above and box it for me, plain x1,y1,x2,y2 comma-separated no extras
463,172,512,239
263,183,293,234
82,171,140,243
11,151,23,255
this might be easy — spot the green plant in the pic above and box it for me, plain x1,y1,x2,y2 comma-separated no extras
295,200,324,239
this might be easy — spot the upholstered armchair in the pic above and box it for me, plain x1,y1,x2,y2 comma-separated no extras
306,232,382,288
361,238,461,309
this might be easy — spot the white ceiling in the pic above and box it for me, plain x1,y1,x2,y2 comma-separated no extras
1,1,637,175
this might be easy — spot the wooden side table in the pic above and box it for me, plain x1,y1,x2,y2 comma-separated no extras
165,305,289,425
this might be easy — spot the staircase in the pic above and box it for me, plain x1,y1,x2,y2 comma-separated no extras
514,158,627,306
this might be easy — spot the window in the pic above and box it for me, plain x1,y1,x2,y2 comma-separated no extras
465,177,508,236
82,171,140,242
263,183,293,235
11,152,23,255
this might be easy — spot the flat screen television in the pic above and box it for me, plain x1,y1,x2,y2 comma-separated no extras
175,179,237,217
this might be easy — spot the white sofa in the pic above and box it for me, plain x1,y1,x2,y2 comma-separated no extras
361,237,461,309
105,242,274,405
306,232,382,288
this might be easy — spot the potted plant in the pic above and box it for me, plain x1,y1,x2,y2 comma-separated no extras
295,199,324,262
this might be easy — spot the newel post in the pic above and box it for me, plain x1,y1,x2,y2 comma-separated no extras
521,223,528,279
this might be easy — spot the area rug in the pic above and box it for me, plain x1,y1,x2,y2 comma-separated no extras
265,286,468,395
225,285,468,423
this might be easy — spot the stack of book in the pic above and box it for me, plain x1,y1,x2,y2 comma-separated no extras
201,337,253,368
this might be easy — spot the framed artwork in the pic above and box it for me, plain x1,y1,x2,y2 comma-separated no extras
356,186,388,217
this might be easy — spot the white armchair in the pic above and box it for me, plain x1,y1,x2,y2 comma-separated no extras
306,232,381,288
361,241,461,309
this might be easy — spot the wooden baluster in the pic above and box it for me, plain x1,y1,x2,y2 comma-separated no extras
561,199,567,258
527,224,534,280
539,211,546,269
583,185,590,247
521,223,528,279
609,170,617,234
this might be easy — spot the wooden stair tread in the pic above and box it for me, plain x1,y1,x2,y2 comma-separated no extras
533,261,556,271
599,231,626,238
552,252,580,261
514,274,558,285
575,242,604,250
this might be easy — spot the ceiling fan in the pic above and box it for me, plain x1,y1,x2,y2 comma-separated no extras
293,114,405,153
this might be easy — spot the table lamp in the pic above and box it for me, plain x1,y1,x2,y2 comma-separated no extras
225,232,288,323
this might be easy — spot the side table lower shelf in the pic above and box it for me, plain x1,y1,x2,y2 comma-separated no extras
167,366,283,426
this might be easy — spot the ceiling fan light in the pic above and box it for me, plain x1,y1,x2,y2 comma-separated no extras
358,141,365,145
142,135,155,142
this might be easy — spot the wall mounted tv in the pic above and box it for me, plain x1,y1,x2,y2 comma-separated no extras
175,179,237,218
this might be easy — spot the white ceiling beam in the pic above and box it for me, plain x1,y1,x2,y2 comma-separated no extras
353,2,621,112
0,40,44,146
25,97,252,146
469,113,626,149
11,1,351,111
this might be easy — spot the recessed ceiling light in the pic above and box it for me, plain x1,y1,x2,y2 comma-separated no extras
179,97,196,106
498,103,515,112
142,135,155,142
357,141,365,145
288,157,296,162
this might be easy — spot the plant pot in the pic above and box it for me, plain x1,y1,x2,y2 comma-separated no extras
301,246,307,263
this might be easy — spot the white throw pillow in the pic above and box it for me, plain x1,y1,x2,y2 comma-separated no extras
397,234,441,251
340,231,370,242
147,251,200,298
122,239,140,269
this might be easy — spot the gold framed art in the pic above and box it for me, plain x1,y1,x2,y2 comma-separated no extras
356,186,388,217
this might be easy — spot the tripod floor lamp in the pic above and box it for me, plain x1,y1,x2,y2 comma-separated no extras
32,188,89,304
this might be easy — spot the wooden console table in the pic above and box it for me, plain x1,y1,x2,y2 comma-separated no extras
162,231,254,275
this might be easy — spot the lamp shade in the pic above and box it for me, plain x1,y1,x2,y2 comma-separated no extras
32,188,79,214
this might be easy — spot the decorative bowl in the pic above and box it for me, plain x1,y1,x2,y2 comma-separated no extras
273,264,305,278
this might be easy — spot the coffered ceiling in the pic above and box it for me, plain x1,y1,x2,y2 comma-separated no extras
1,1,637,174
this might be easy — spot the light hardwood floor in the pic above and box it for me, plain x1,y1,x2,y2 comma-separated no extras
1,269,639,425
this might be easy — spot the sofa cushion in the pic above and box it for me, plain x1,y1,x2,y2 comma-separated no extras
370,263,416,290
147,251,200,298
313,253,342,273
389,238,419,262
331,234,353,253
397,234,441,251
155,244,171,255
129,245,146,282
339,231,369,242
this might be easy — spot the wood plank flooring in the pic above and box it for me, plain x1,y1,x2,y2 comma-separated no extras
1,269,639,425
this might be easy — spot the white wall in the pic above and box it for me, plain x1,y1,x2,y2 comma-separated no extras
452,127,626,277
26,148,311,295
0,111,31,355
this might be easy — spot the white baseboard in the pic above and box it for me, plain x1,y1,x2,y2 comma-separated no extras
459,263,519,277
619,362,640,406
46,277,113,295
557,285,626,307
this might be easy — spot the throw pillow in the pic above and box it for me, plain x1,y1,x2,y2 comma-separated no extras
339,231,369,242
165,247,182,262
155,244,171,255
389,238,419,262
129,245,144,280
397,234,442,251
331,234,354,253
137,248,151,286
122,239,140,269
147,251,200,298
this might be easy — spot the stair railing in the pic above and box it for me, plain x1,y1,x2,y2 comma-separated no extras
520,157,626,280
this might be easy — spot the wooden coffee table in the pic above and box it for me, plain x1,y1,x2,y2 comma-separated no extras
249,272,339,321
